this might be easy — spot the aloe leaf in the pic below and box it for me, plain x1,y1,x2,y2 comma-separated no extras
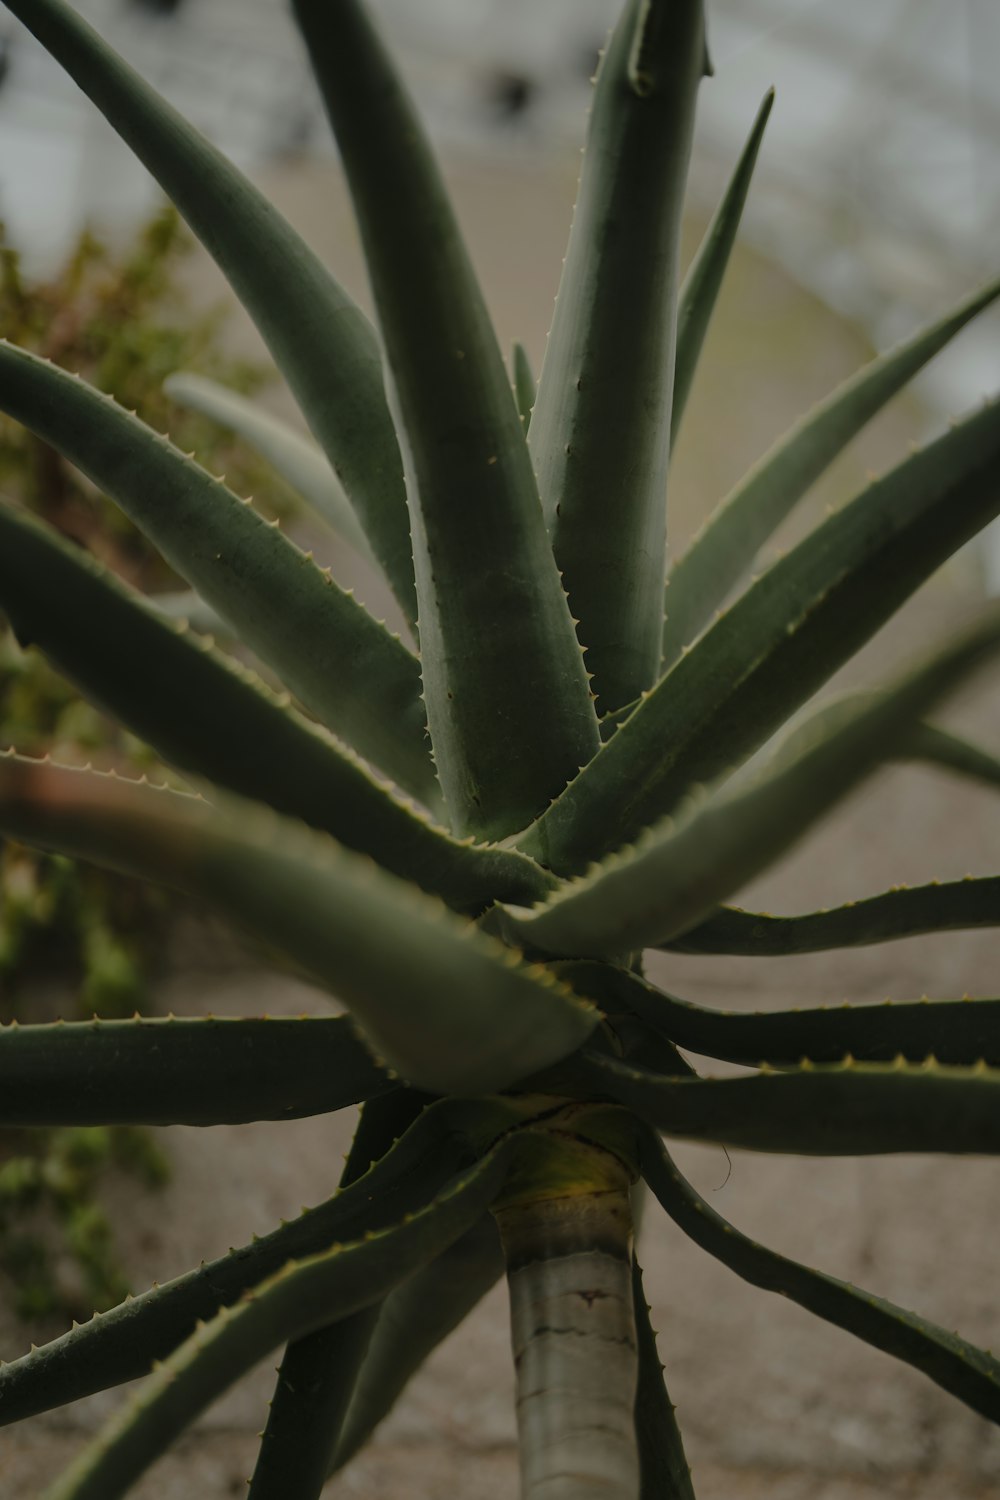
573,1050,1000,1155
512,342,536,432
249,1091,428,1500
0,1015,392,1126
163,372,377,564
663,274,1000,668
146,588,227,637
632,1256,696,1500
785,689,1000,792
250,1314,374,1500
907,721,1000,787
671,88,774,439
507,610,1000,956
669,878,1000,955
0,506,384,816
43,1143,514,1500
632,1254,695,1500
0,0,416,622
739,686,1000,798
528,0,709,713
329,1214,504,1473
639,1129,1000,1423
558,960,1000,1070
0,515,547,908
292,0,599,841
0,348,434,804
0,761,597,1093
0,1095,522,1424
523,396,1000,873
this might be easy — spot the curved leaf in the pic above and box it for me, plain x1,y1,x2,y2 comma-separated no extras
507,610,1000,955
249,1090,429,1500
573,1050,1000,1155
251,1314,375,1500
0,346,434,804
907,720,1000,789
522,396,1000,873
639,1128,1000,1424
528,0,709,712
330,1214,504,1473
0,1096,521,1424
737,687,1000,806
0,760,597,1094
512,342,536,432
0,513,549,910
0,0,416,621
293,0,599,839
163,372,376,563
632,1255,696,1500
43,1143,514,1500
146,588,226,637
671,88,774,439
663,273,1000,668
669,879,1000,955
0,1014,392,1126
558,961,1000,1070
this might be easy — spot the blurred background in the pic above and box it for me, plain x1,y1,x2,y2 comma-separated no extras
1,0,998,585
1,4,999,1498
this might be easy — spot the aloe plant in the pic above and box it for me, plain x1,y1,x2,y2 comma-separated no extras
1,1,999,1496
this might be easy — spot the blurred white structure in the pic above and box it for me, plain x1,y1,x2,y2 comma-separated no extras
0,0,997,572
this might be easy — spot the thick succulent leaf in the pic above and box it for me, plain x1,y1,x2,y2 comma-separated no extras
670,878,1000,955
0,514,550,910
789,689,1000,793
523,396,1000,873
250,1314,374,1500
570,1050,1000,1155
558,961,1000,1069
163,372,376,563
0,761,597,1093
147,588,227,637
604,1006,698,1080
512,342,537,432
249,1090,428,1500
671,88,774,440
663,274,1000,668
293,0,599,840
528,0,709,712
507,610,1000,956
741,686,1000,800
907,721,1000,788
330,1215,505,1472
0,1014,393,1126
632,1256,696,1500
0,0,416,622
43,1143,515,1500
0,1095,522,1424
639,1129,1000,1423
0,347,434,804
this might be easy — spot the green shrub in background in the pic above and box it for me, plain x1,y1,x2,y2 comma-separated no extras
0,208,278,1322
0,1,999,1497
0,1124,168,1322
0,203,278,1008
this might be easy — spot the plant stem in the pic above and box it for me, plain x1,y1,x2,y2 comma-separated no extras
495,1150,639,1500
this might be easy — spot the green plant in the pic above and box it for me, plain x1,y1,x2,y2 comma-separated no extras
0,1,999,1496
0,205,281,1012
0,207,286,1326
0,1124,168,1322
